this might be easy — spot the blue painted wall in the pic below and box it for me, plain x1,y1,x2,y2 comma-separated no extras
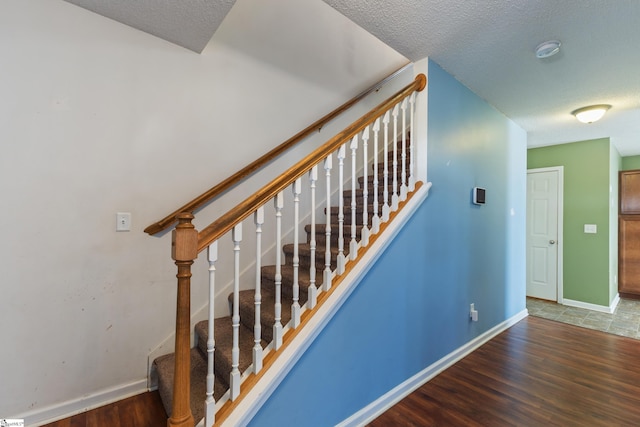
248,60,527,426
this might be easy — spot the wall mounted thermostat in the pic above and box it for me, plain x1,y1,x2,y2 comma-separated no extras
473,187,486,205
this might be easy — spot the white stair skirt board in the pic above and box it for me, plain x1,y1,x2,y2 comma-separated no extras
563,295,620,314
337,309,529,427
13,379,147,427
220,182,432,427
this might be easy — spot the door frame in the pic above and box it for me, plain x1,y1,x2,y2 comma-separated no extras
527,166,564,303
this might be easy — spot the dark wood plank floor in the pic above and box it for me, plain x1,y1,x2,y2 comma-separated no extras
369,316,640,426
41,391,166,427
40,316,640,426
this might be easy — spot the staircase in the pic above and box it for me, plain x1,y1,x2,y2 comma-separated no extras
153,138,412,424
143,73,426,427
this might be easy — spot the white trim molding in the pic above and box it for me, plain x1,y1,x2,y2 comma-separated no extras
526,166,564,304
563,294,620,314
15,379,147,427
337,309,529,427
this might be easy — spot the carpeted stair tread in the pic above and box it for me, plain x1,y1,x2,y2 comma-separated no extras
154,347,226,425
231,285,298,342
342,187,401,199
328,210,375,226
344,184,402,198
304,223,364,246
340,183,401,206
282,242,348,270
383,149,411,161
359,174,409,188
304,223,363,237
372,162,411,175
261,264,318,297
346,183,401,193
328,204,374,216
195,316,267,391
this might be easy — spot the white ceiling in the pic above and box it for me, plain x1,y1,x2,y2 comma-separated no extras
64,0,640,156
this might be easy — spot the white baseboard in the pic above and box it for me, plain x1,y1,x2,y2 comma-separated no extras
14,379,147,427
337,308,529,427
563,294,620,314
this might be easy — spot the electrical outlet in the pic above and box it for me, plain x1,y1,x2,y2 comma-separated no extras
470,303,478,322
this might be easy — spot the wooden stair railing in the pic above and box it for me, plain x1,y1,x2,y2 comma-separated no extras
159,73,426,427
196,74,426,251
144,64,412,237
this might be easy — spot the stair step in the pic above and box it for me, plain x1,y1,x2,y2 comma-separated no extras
352,164,407,183
328,204,374,215
328,208,375,226
341,186,399,204
384,147,411,160
195,316,266,391
261,264,321,297
231,285,297,342
283,242,349,271
154,347,226,424
372,161,410,174
380,137,410,149
359,174,409,188
304,223,364,246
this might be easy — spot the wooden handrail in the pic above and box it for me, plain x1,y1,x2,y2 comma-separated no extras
197,73,426,252
144,64,412,236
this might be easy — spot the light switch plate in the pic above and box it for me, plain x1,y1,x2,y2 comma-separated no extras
584,224,597,234
116,212,131,232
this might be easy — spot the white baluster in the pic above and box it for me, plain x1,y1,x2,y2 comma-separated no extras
273,193,284,350
400,98,408,201
382,110,391,222
308,166,318,309
336,144,346,274
391,103,400,211
323,155,333,291
409,92,416,191
371,117,381,234
230,224,242,400
349,134,359,261
291,178,301,329
253,208,264,374
205,242,217,426
361,126,370,247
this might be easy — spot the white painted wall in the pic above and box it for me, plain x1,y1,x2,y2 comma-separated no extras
609,143,620,303
0,0,407,422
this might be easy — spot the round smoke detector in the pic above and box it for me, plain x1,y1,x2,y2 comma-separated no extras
535,40,561,59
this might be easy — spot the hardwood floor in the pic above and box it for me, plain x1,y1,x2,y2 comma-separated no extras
368,316,640,426
40,392,166,427
40,316,640,426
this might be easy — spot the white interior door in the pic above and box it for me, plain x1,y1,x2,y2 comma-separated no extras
527,168,562,301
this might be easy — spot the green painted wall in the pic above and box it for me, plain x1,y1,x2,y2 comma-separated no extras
527,139,613,307
622,155,640,170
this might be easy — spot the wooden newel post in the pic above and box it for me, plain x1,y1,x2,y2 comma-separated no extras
169,213,198,427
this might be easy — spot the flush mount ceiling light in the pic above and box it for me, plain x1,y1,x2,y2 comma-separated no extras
535,40,561,58
571,104,611,124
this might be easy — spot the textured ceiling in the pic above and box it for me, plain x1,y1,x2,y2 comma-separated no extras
323,0,640,156
64,0,235,53
63,0,640,155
